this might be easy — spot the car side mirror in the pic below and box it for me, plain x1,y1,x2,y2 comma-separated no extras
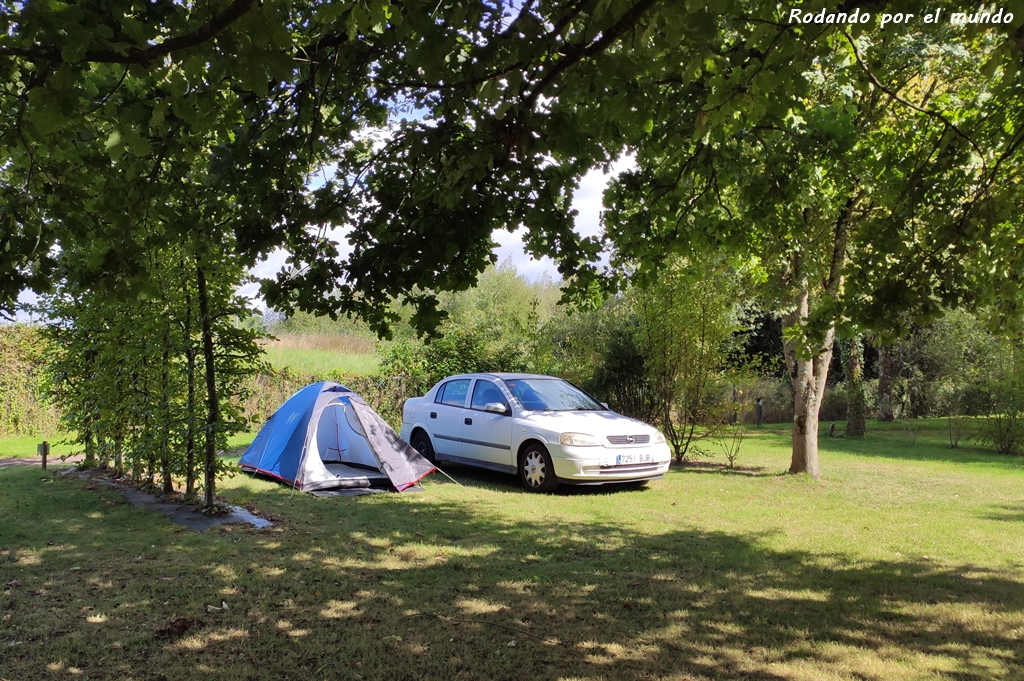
601,402,609,410
484,402,508,414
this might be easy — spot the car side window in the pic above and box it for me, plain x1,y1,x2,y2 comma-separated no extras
470,380,510,412
437,379,471,407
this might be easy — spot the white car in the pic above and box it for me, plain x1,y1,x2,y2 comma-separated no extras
400,373,671,492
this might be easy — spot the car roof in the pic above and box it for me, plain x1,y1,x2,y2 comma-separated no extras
439,373,559,381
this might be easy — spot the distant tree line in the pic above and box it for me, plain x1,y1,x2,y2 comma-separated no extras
370,263,1024,459
4,258,1024,487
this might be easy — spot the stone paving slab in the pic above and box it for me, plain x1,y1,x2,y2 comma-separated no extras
117,487,273,532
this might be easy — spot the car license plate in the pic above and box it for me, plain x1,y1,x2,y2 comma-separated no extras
616,452,653,465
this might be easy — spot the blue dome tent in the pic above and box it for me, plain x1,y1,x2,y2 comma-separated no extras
240,382,435,494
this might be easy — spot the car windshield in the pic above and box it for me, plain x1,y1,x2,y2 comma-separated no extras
500,378,603,411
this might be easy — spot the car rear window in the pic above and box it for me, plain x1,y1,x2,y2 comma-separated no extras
436,379,471,407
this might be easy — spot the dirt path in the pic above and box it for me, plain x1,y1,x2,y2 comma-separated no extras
0,454,84,470
0,448,245,470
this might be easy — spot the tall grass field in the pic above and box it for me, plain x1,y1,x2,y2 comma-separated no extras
1,423,1022,680
261,332,380,378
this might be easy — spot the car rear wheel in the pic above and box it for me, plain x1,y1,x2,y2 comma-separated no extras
410,430,436,464
519,443,559,493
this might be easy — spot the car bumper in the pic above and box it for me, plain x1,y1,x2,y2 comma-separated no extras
549,442,672,483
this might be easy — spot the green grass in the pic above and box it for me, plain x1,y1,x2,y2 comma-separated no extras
0,434,75,459
262,345,379,377
0,433,257,460
226,431,257,452
2,424,1023,680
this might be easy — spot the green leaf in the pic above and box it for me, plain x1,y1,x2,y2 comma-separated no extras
104,130,122,152
125,131,152,157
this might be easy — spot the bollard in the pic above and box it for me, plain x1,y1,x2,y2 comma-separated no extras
38,441,50,470
755,398,763,427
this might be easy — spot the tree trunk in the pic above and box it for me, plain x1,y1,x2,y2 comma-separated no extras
782,185,855,476
783,277,834,478
185,344,197,498
142,350,154,486
843,335,867,437
878,343,897,422
196,264,219,511
83,350,97,467
114,428,124,477
83,411,96,468
97,434,110,469
160,313,173,495
182,263,197,499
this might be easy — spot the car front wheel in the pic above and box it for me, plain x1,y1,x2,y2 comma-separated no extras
411,430,436,464
519,444,559,493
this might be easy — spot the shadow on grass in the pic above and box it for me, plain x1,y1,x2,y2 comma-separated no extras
741,426,1024,473
676,461,776,478
982,504,1024,523
2,466,1023,680
435,462,654,496
437,458,777,489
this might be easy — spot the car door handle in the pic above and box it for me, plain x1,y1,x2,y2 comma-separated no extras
464,417,472,425
430,412,436,419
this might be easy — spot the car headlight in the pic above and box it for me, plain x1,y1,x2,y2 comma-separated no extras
654,431,666,444
559,432,601,446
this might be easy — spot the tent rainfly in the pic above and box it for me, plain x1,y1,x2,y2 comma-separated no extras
239,382,435,494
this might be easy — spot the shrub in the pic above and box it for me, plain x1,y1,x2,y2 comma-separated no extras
739,377,793,424
378,321,528,388
0,325,60,437
584,326,659,424
977,352,1024,456
239,368,313,427
334,374,427,431
819,385,848,423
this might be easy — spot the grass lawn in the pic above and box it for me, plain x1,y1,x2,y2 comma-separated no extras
2,423,1023,680
0,434,76,459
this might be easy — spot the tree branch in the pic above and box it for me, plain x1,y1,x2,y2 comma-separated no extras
840,28,986,168
825,189,861,299
523,0,661,109
1,0,257,66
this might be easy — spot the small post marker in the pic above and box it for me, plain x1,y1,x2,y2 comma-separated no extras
38,441,50,470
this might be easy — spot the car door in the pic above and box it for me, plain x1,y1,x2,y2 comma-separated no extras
429,378,471,459
460,379,514,470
